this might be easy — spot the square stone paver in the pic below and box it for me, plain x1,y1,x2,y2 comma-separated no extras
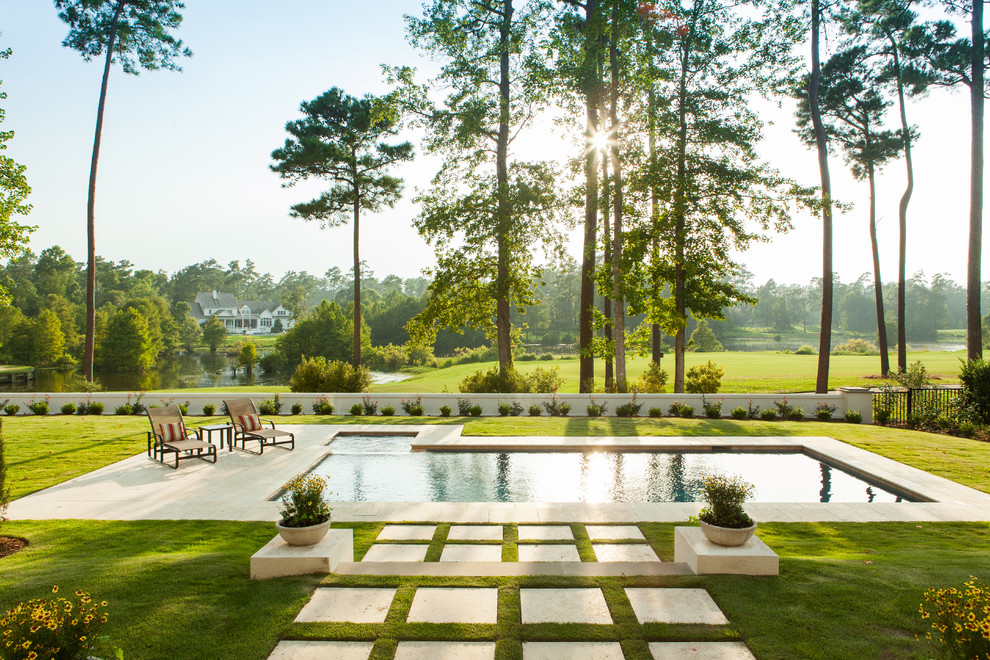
268,641,373,660
649,642,756,659
593,544,661,562
523,642,624,659
377,524,437,541
439,544,503,562
518,544,581,562
518,525,574,540
448,525,503,541
626,588,729,625
294,587,396,623
520,588,612,624
406,587,499,623
585,524,645,540
361,544,429,562
394,641,497,659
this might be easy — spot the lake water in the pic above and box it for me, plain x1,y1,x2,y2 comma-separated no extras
19,353,405,392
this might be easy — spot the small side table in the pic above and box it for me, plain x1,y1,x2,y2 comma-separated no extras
199,423,234,451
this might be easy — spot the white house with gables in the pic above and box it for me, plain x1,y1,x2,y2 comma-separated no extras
190,291,296,335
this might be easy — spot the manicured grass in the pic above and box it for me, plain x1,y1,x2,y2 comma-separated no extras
3,520,986,659
372,350,965,394
0,520,318,660
6,416,989,499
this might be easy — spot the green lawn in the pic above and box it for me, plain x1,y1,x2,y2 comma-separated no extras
3,416,989,658
1,519,987,659
5,415,989,499
372,350,965,394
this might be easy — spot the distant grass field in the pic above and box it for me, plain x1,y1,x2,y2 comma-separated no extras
371,350,966,394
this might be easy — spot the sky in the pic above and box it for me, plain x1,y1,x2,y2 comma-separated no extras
0,0,986,290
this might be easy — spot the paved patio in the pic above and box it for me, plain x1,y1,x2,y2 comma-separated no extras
8,424,990,522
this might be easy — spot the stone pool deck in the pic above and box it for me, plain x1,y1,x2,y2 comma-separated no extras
8,424,990,523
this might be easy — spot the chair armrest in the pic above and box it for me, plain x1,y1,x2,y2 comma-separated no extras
260,418,275,429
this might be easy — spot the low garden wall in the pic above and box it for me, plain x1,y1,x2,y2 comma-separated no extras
0,387,873,423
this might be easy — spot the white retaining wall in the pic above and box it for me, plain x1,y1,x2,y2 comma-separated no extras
0,387,873,423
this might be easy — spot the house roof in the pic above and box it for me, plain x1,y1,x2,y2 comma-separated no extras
194,292,237,309
242,300,280,314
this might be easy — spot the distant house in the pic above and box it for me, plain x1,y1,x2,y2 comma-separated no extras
190,291,296,335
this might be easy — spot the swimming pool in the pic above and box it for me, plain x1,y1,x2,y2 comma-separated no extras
307,435,914,504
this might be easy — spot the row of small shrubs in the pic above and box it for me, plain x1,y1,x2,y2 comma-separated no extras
0,394,863,421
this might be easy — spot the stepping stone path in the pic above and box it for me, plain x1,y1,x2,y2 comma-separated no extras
406,587,499,623
269,523,758,659
518,543,581,562
593,543,661,562
520,588,612,624
518,524,574,540
439,544,502,562
447,525,503,541
524,641,625,660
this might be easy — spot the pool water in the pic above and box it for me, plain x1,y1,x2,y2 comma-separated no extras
312,435,913,504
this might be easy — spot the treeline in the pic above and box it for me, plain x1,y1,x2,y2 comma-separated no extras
2,245,986,375
0,247,488,371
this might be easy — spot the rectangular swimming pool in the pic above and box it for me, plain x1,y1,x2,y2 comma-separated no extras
305,435,915,504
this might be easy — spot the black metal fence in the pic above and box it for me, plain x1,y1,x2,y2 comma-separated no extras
872,386,962,424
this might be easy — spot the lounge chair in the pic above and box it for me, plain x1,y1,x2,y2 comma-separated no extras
224,397,295,454
147,405,217,469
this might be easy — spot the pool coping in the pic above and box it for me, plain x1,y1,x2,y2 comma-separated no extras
7,424,990,523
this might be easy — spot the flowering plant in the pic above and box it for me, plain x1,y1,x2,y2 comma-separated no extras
698,473,755,529
278,475,331,528
0,586,117,660
919,575,990,659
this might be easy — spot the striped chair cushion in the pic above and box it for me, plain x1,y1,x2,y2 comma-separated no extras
238,413,261,432
158,422,185,443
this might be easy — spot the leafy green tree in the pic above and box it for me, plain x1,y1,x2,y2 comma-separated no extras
97,306,155,371
9,309,66,366
275,299,366,369
646,0,803,392
848,0,929,373
172,301,200,352
271,88,412,369
688,319,724,352
271,318,284,334
238,341,258,375
807,0,837,393
0,39,35,305
55,0,191,381
796,46,903,376
201,315,226,352
167,259,225,303
399,0,563,380
551,0,606,392
901,15,989,361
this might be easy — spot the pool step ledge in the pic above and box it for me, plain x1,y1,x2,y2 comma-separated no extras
335,561,693,577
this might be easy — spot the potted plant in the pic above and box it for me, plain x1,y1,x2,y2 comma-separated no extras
275,475,332,546
697,473,757,546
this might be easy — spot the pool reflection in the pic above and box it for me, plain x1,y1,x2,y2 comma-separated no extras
318,436,913,504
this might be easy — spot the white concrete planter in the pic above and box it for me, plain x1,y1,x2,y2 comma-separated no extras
275,519,331,546
699,520,757,547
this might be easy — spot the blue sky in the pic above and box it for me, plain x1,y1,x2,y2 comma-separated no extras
0,0,986,288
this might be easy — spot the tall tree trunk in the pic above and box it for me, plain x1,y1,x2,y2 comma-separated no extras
352,181,362,368
84,1,125,382
578,0,602,393
672,13,694,394
968,0,984,362
648,46,662,366
602,152,613,392
810,0,833,393
495,0,515,376
890,34,912,373
867,159,890,375
608,0,626,392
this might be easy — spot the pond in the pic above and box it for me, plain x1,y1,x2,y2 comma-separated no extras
13,353,405,392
